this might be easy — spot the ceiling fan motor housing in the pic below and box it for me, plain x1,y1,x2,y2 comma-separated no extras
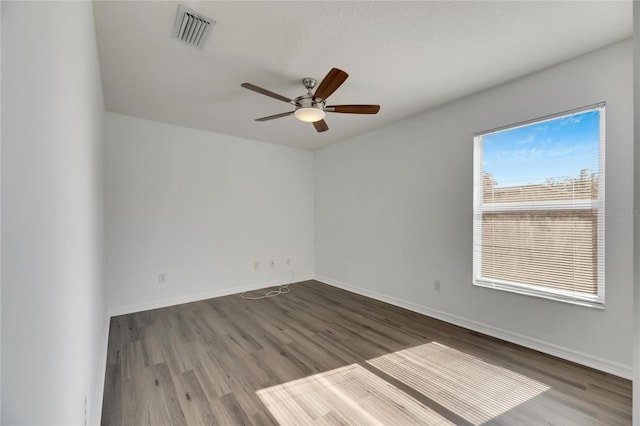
295,94,324,109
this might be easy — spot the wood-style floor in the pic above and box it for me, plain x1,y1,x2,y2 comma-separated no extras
101,280,631,425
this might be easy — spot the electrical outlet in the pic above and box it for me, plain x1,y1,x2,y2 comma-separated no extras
433,279,442,292
254,261,260,270
158,273,166,283
269,260,275,268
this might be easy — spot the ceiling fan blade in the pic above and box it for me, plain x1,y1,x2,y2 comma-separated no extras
241,83,292,103
326,105,380,114
255,111,294,121
313,119,329,133
313,68,348,101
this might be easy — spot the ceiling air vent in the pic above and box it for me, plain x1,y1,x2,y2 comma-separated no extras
172,5,215,49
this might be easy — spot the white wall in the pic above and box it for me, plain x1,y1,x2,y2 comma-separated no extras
0,2,3,420
1,2,107,425
632,1,639,421
316,40,634,377
105,113,314,314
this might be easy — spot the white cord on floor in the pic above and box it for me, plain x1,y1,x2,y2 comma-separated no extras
240,264,294,300
240,285,290,300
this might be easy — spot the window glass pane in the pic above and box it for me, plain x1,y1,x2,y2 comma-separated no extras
482,110,600,193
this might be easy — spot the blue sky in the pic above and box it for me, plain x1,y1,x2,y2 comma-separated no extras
481,109,601,187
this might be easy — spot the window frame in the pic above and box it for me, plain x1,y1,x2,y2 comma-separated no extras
472,103,606,308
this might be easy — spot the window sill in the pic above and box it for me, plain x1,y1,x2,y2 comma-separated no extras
473,279,605,309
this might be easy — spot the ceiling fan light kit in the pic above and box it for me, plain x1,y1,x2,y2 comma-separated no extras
241,68,380,133
294,107,326,123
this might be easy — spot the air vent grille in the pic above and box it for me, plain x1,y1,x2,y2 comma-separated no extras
172,5,214,48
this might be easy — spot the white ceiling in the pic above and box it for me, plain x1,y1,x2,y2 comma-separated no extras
93,1,632,151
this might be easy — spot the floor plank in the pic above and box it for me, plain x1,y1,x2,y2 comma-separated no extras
101,280,632,425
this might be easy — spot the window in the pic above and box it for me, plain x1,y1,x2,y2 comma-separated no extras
473,104,605,307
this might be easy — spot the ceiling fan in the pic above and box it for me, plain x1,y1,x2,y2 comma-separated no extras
241,68,380,133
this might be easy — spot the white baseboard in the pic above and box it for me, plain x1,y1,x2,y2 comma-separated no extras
107,275,314,317
91,313,111,426
316,275,633,380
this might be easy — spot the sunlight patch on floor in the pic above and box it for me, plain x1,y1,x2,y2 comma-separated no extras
367,342,550,425
256,363,454,425
257,342,550,425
